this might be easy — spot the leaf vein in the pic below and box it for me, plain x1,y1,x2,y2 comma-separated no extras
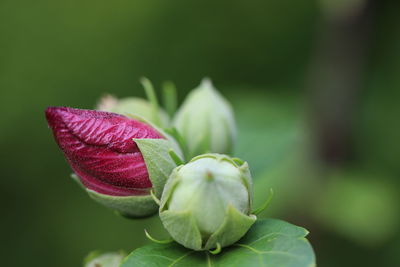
207,253,213,267
168,251,194,267
142,254,175,262
248,232,301,245
235,244,302,259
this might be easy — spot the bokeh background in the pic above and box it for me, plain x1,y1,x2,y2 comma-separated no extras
1,0,399,266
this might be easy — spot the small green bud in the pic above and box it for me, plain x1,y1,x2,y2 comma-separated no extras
97,95,169,127
84,251,125,267
159,154,256,251
173,79,236,158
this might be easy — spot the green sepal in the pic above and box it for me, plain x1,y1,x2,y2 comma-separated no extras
159,210,203,251
71,173,85,190
72,174,158,218
159,167,204,250
252,188,274,215
126,113,184,161
164,127,189,161
204,205,257,250
140,77,162,127
134,138,178,198
87,190,158,218
162,81,178,118
159,166,182,211
238,162,254,211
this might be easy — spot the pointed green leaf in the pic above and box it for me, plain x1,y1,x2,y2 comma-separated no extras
121,218,316,267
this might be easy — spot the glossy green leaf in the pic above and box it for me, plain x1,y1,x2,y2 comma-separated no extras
121,218,315,267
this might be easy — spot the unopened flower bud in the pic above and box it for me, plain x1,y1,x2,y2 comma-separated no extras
45,107,178,217
84,251,125,267
159,154,256,251
173,79,236,158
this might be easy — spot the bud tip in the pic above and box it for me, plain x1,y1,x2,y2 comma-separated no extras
205,170,214,180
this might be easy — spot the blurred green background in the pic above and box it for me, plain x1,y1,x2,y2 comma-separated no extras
1,0,399,266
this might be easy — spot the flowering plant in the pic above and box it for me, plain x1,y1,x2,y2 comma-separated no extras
45,78,315,267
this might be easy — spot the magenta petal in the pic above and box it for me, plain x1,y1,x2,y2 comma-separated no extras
45,107,163,196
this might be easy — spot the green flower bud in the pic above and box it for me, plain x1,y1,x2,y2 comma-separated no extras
173,79,236,158
159,154,256,251
97,95,169,127
84,251,125,267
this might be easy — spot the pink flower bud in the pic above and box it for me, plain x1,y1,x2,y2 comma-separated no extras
45,107,163,196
